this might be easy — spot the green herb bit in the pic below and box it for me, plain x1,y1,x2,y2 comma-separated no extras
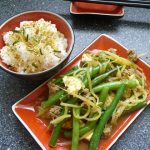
13,41,19,45
23,28,25,36
26,34,29,41
12,30,21,33
54,50,61,53
32,63,38,68
40,49,43,55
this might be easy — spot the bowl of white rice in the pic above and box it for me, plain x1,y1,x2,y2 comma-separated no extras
0,11,74,80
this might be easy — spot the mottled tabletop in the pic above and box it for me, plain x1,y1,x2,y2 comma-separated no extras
0,0,150,150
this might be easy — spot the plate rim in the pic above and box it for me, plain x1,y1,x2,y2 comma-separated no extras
12,103,47,150
12,33,150,150
70,2,125,17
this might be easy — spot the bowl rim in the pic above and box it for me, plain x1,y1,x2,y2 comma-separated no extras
0,10,75,76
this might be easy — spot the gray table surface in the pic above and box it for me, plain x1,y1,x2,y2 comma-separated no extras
0,0,150,150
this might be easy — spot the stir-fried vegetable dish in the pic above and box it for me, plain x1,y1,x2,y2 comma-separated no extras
37,49,148,150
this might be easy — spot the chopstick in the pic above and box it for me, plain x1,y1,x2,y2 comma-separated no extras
65,0,150,8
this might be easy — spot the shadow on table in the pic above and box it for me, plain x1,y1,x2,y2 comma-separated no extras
2,72,43,97
60,14,150,31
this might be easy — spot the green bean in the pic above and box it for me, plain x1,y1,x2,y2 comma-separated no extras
64,120,97,138
79,121,96,136
52,78,62,85
123,101,147,115
72,108,80,150
54,64,103,86
66,66,79,74
41,91,68,108
90,62,108,78
42,65,107,108
79,112,103,136
54,64,101,86
49,98,77,147
83,62,108,86
89,84,126,150
99,87,109,108
53,66,79,85
93,79,138,93
64,112,99,138
42,72,137,110
92,67,119,87
82,66,100,86
49,108,65,147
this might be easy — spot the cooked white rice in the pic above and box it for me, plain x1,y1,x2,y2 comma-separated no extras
0,19,68,73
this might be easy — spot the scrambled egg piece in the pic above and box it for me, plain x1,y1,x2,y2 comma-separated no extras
81,53,93,62
63,76,84,94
